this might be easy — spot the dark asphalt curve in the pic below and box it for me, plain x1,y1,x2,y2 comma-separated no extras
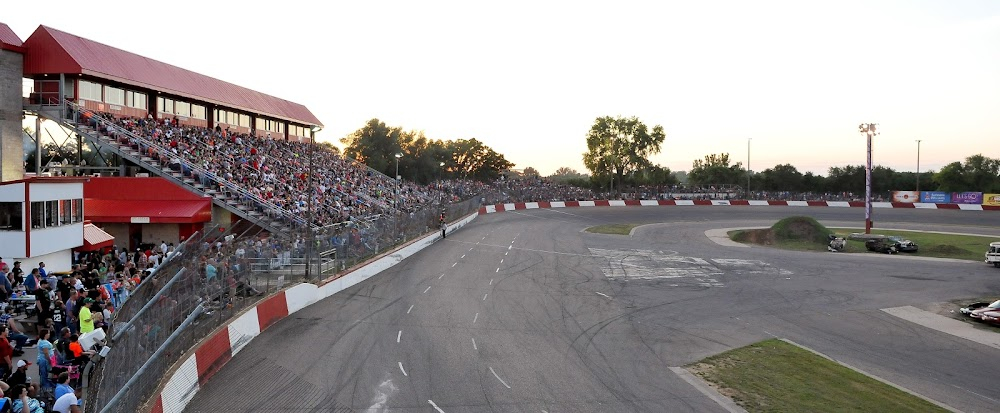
185,206,1000,412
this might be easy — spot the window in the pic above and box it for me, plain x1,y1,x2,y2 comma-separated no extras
60,200,72,224
126,91,147,109
239,114,250,128
0,202,22,231
163,99,174,114
256,118,264,131
175,101,191,117
79,80,102,101
104,86,125,105
72,199,83,223
30,202,44,229
45,200,59,227
192,105,206,120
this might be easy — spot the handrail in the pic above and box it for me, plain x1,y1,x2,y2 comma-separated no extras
68,102,311,229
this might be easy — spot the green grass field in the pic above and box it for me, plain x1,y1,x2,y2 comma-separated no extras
688,339,948,413
830,228,995,261
730,225,996,261
585,223,638,235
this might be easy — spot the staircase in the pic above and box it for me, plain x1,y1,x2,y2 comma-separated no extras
55,103,309,235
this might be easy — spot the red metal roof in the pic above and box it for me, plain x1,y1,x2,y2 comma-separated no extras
81,222,115,251
22,25,322,127
84,177,212,223
0,23,24,53
85,199,212,223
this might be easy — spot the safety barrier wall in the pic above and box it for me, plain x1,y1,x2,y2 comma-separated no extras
148,212,478,413
478,199,1000,214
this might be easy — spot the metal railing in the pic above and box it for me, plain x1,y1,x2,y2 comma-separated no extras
85,194,484,413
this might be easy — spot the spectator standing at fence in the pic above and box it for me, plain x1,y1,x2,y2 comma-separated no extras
34,280,52,329
77,299,95,335
23,270,38,293
9,262,22,289
35,330,52,392
0,328,13,379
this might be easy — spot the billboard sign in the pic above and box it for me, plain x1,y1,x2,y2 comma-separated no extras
951,192,984,204
892,191,919,203
983,193,1000,206
919,191,951,203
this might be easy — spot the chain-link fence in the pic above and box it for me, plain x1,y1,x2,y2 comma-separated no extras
86,195,483,413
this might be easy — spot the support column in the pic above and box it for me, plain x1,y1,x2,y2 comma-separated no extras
0,48,25,182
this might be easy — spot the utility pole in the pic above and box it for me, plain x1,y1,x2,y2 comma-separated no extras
915,139,922,194
858,123,879,234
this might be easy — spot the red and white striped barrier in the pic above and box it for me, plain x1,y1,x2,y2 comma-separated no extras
149,213,479,413
477,200,1000,214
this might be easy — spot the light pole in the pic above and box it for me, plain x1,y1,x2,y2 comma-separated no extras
747,138,751,200
394,153,402,240
915,139,922,194
858,123,879,234
306,125,321,280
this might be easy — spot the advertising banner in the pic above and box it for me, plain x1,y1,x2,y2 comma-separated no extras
891,191,919,203
919,191,951,203
983,193,1000,206
951,192,984,204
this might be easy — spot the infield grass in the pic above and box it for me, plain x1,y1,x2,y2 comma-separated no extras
688,339,949,413
829,228,995,261
585,224,638,235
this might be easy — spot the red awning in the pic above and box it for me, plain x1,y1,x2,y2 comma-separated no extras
85,199,212,224
80,223,114,251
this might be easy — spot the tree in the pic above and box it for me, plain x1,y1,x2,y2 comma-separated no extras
582,116,665,196
759,164,803,191
522,167,540,177
688,153,744,186
447,138,514,181
933,154,1000,192
340,118,403,176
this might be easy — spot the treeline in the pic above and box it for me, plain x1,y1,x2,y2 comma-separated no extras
551,153,1000,194
340,119,513,184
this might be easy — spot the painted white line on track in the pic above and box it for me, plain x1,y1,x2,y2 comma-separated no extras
472,337,478,350
496,268,500,273
423,286,432,294
428,400,445,413
439,273,445,279
461,254,466,258
489,366,512,389
483,293,488,301
407,305,414,314
595,292,611,299
473,312,479,324
505,251,508,256
489,279,493,286
399,362,408,377
397,330,402,343
508,245,512,250
500,258,504,264
483,237,487,240
452,262,457,267
469,248,474,251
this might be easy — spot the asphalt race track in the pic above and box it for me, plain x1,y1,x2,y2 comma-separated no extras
185,207,1000,412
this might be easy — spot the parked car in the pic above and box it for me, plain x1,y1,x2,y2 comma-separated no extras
960,299,1000,326
888,236,918,252
865,237,898,254
986,242,1000,268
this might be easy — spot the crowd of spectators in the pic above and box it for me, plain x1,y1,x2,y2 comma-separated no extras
87,113,440,228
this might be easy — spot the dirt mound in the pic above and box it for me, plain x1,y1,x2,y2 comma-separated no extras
733,229,776,245
771,216,831,244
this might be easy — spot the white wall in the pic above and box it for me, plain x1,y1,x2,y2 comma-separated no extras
30,223,83,256
0,183,24,201
29,182,83,201
0,231,26,258
16,249,73,273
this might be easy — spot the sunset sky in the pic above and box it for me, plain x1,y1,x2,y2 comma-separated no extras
7,0,999,177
